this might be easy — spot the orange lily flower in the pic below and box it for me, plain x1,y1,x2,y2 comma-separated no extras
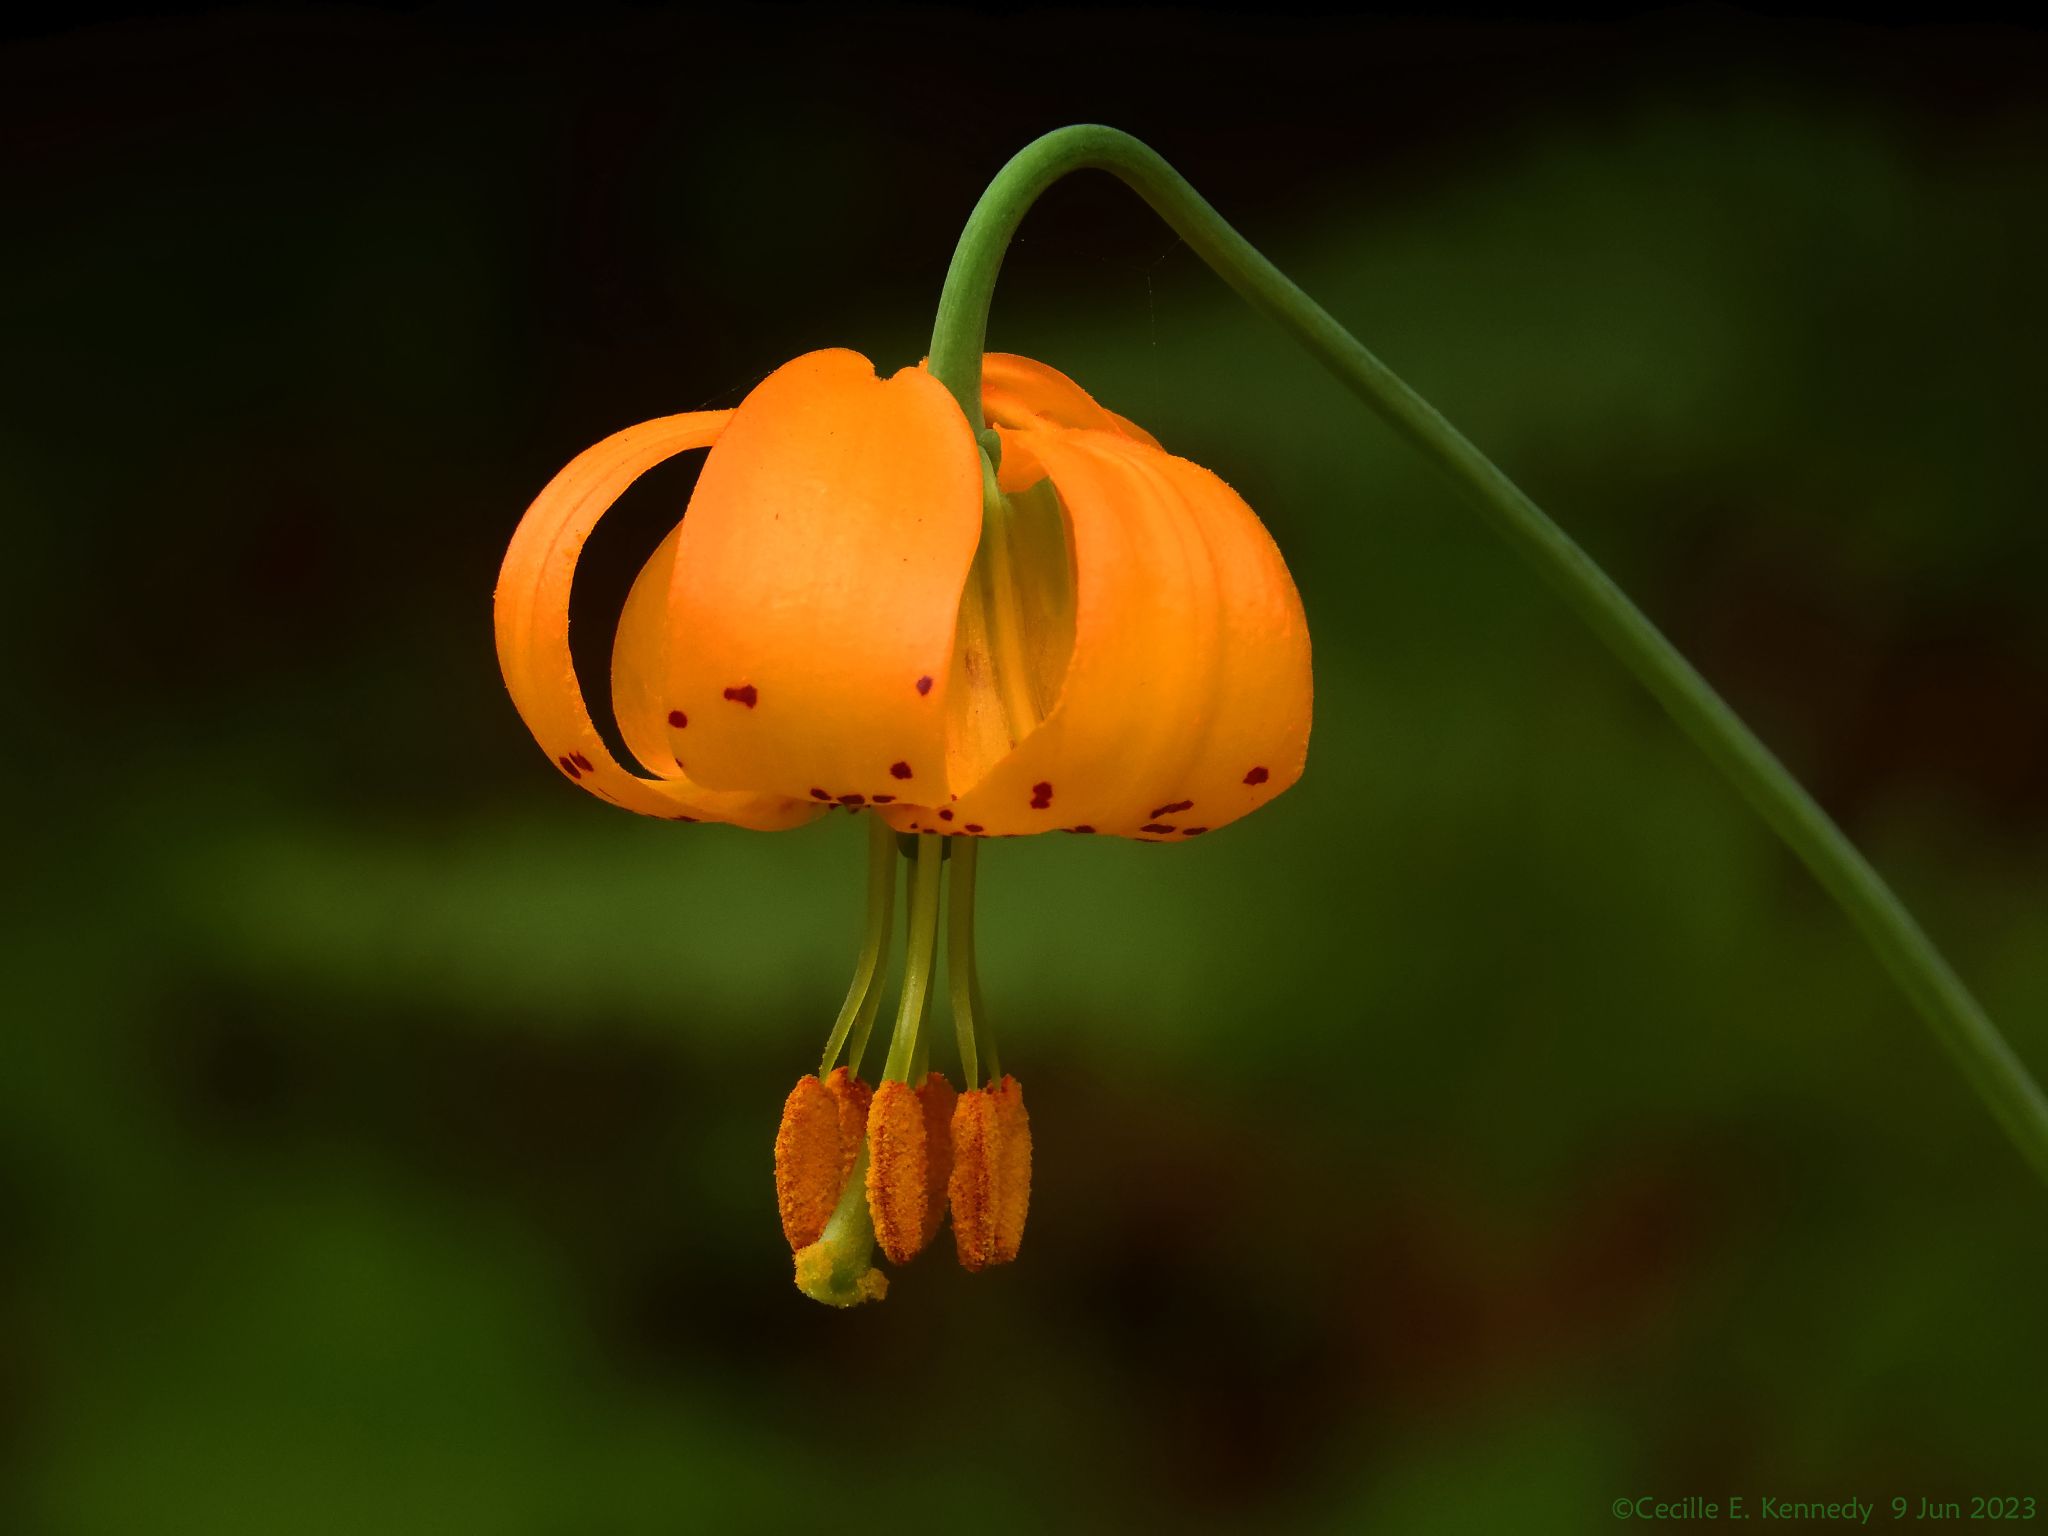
496,348,1309,835
495,346,1311,1303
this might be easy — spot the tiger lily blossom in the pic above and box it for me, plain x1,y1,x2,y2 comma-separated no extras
496,345,1311,1304
496,348,1310,838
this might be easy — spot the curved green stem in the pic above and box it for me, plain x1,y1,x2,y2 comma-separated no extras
929,124,2048,1188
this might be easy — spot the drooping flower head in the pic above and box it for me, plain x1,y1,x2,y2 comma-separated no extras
496,347,1310,1303
498,349,1309,835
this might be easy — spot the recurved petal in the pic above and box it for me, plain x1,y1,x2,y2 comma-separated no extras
981,352,1162,444
980,353,1160,494
495,412,821,831
610,522,687,779
665,351,984,808
916,427,1310,840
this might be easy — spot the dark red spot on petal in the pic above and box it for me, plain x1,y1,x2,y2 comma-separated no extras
872,794,896,804
1065,825,1095,834
1029,781,1053,809
890,761,913,780
723,685,758,708
670,814,699,823
938,809,954,822
838,794,866,807
570,752,594,772
1243,766,1269,785
557,755,582,779
1150,799,1194,819
810,788,833,801
1181,827,1208,836
964,823,984,834
915,675,933,696
1140,823,1175,834
667,710,688,729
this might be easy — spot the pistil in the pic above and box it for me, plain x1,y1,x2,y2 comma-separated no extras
794,1141,887,1307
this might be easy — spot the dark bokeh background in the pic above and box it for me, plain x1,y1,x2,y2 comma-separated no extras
7,5,2046,1531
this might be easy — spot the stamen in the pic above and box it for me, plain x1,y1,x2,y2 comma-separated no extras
864,1074,954,1263
948,1075,1031,1271
774,1074,849,1250
919,1073,958,1241
823,1066,871,1186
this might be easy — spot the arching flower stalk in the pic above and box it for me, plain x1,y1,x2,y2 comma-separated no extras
499,126,2048,1307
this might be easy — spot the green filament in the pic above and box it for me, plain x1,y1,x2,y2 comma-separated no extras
947,838,1000,1089
881,833,946,1085
819,815,899,1078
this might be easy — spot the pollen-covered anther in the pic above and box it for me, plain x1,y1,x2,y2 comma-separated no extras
919,1073,958,1241
949,1075,1031,1272
773,1068,870,1251
865,1074,955,1264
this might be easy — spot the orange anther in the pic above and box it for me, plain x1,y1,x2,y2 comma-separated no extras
866,1073,956,1265
949,1075,1031,1271
774,1069,869,1251
823,1065,872,1187
918,1073,958,1242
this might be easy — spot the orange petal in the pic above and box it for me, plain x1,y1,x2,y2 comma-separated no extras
980,353,1160,494
665,351,984,806
949,1075,1031,1271
774,1074,847,1251
865,1075,957,1265
495,412,822,831
609,522,687,778
891,427,1310,840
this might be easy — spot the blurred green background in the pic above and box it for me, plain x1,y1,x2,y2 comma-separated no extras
6,6,2046,1532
